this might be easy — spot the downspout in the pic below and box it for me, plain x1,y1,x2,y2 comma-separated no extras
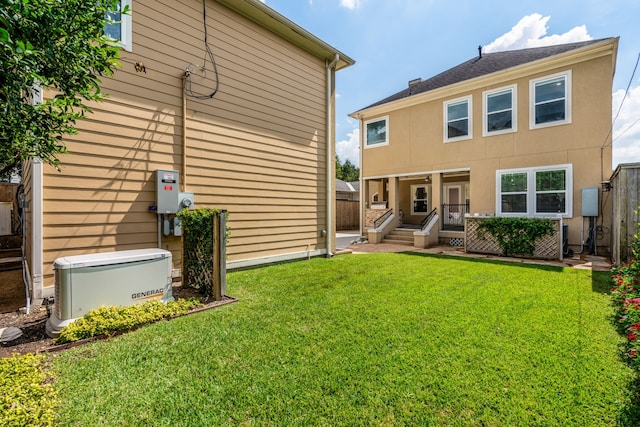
357,114,363,237
31,158,44,300
326,54,339,258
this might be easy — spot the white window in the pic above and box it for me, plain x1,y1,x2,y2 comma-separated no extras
444,95,472,142
496,164,573,217
411,185,429,215
483,85,516,136
530,71,571,129
364,116,389,148
105,0,132,52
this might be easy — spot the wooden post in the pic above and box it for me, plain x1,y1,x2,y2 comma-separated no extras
213,210,227,301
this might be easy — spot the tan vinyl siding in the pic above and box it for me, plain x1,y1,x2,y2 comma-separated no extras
39,0,332,286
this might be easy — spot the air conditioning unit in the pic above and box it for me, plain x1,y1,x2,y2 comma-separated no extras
45,248,174,337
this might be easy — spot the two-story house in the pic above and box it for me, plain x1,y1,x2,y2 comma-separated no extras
350,38,617,255
21,0,354,301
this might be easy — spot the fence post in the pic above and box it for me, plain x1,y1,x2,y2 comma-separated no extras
213,210,227,301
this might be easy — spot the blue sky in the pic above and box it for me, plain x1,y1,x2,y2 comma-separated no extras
260,0,640,170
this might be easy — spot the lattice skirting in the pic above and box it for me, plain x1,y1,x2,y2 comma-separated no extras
465,217,561,260
438,237,465,247
449,237,464,247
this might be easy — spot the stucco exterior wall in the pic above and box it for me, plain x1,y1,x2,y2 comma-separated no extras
359,41,615,252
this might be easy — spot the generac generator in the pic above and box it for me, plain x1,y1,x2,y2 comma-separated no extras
45,248,174,337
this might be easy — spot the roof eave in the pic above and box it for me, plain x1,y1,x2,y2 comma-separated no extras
350,37,618,119
214,0,355,70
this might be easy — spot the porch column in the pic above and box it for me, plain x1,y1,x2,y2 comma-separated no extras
389,176,399,217
361,179,370,235
431,173,442,226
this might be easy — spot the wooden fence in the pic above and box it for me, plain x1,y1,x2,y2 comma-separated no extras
0,183,19,235
0,183,18,203
611,163,640,263
336,200,359,231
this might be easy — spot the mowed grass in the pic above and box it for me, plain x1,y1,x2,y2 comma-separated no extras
52,253,638,426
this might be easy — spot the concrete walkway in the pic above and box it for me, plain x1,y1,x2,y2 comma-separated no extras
340,242,612,272
335,230,362,251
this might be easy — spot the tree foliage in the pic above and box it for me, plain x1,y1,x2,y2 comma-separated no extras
0,0,123,174
335,155,359,182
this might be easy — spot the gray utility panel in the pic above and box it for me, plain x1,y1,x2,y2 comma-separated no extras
156,169,180,214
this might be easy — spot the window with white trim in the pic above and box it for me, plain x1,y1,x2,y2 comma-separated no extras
411,185,428,215
364,116,389,148
530,71,571,129
496,164,572,217
483,85,516,136
444,96,472,142
105,0,132,52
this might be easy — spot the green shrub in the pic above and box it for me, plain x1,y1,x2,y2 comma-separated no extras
0,354,57,426
55,299,201,344
177,208,229,296
611,209,640,364
477,217,555,257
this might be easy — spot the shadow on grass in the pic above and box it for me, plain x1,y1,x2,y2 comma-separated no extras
618,378,640,426
402,251,566,272
592,270,613,294
403,252,614,295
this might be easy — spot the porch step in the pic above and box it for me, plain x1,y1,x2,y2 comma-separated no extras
0,256,22,271
382,228,414,246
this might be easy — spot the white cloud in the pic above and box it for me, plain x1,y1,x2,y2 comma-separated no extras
482,13,640,168
340,0,363,10
336,126,360,167
484,13,592,53
612,85,640,167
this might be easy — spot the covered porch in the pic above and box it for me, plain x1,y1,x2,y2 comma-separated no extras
362,170,470,248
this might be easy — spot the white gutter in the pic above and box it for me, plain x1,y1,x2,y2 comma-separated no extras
358,116,364,236
326,54,339,258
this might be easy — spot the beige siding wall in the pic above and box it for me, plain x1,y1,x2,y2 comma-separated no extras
39,0,330,286
361,49,614,251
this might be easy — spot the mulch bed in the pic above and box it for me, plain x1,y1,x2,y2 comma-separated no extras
0,285,236,359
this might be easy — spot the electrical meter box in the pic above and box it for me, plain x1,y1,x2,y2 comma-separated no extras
156,170,179,214
581,187,599,217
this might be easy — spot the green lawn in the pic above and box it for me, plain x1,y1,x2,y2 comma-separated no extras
52,253,639,426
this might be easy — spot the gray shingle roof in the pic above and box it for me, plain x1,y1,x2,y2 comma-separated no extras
336,179,356,192
358,38,613,112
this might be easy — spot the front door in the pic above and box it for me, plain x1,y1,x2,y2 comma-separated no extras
447,186,460,209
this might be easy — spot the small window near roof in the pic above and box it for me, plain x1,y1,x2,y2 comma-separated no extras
444,96,472,142
105,0,132,52
483,85,516,136
530,71,571,129
364,116,389,148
